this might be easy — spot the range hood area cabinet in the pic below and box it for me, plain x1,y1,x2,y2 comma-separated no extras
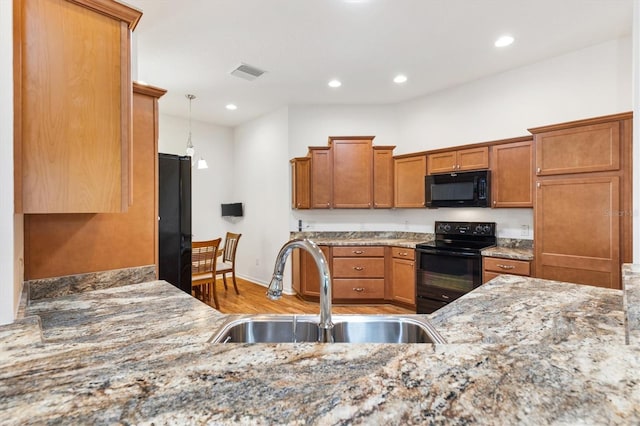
530,112,633,290
291,136,395,209
427,146,489,175
14,0,141,213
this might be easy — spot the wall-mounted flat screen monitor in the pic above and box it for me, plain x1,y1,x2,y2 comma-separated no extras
221,203,243,217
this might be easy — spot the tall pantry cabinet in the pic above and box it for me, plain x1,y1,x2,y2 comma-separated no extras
529,113,632,289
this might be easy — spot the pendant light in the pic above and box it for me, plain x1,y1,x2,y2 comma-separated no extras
185,94,208,169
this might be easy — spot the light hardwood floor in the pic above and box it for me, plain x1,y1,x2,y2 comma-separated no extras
208,277,413,315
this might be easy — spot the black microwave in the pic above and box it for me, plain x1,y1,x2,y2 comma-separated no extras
425,170,491,208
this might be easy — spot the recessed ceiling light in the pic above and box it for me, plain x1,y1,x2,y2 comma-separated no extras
225,104,237,111
494,35,514,48
328,79,342,88
393,74,408,84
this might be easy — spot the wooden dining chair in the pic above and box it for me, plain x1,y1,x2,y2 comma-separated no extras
191,238,222,309
216,232,242,295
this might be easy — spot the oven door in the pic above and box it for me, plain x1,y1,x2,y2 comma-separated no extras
415,248,482,313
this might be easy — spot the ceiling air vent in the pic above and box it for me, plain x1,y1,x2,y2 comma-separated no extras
230,63,266,81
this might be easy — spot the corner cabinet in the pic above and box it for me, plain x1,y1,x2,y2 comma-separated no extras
291,157,310,209
14,0,141,213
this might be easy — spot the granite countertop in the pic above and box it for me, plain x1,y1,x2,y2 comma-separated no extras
481,246,534,261
1,274,639,424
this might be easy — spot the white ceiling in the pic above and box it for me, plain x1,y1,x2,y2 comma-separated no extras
125,0,633,127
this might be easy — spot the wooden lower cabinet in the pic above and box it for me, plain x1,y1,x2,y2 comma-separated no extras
389,248,416,307
482,257,532,284
293,245,416,309
332,246,385,301
292,245,331,301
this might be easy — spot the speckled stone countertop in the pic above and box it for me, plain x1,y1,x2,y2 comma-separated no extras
290,231,432,248
481,246,534,261
624,263,640,345
2,276,639,424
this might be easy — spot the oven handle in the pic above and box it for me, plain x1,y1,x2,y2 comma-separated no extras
416,248,480,258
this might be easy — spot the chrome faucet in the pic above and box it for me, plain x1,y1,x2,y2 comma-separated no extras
267,239,333,342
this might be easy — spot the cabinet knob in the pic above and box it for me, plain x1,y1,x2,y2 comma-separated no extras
353,266,365,271
326,203,330,207
493,200,497,206
537,182,541,188
352,287,365,292
536,167,541,174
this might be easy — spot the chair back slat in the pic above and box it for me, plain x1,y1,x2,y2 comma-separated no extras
192,239,221,274
223,233,242,263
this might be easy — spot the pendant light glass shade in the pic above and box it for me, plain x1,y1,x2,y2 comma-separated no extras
197,157,208,169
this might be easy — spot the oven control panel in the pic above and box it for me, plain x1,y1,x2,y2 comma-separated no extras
435,221,496,236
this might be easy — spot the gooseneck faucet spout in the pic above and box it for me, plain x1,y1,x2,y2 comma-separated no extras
267,239,333,342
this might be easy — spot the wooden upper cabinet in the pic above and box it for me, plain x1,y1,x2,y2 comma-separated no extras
310,147,332,209
330,136,374,208
490,138,533,208
530,120,621,176
372,146,395,208
427,146,489,175
394,154,427,208
291,157,310,209
14,0,141,213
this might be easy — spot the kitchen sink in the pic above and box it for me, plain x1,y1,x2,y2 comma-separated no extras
208,314,446,344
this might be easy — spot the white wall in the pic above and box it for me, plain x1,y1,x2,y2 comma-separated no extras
285,37,632,241
158,113,234,241
0,0,19,326
397,37,632,152
232,107,291,288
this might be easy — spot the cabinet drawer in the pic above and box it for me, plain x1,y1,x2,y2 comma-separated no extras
333,258,385,278
483,257,530,276
333,279,385,299
332,246,384,257
391,247,414,260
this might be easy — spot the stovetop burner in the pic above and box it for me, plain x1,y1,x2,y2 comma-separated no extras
416,221,497,253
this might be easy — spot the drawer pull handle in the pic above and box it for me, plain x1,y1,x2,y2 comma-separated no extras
353,250,364,254
497,264,515,270
353,287,365,292
353,266,364,271
399,252,408,256
441,294,450,300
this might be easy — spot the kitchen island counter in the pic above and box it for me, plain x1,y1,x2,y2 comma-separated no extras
1,275,639,425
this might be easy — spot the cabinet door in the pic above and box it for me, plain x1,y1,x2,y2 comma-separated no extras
457,147,489,171
534,122,620,176
294,245,331,298
373,147,394,208
535,175,620,289
16,0,140,213
394,155,427,208
491,141,533,208
310,147,332,209
332,138,373,208
427,151,457,174
291,157,310,209
391,257,415,305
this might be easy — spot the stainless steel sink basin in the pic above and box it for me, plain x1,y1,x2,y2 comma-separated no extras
208,314,446,344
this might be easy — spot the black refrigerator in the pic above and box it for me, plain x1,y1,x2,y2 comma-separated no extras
158,153,192,294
